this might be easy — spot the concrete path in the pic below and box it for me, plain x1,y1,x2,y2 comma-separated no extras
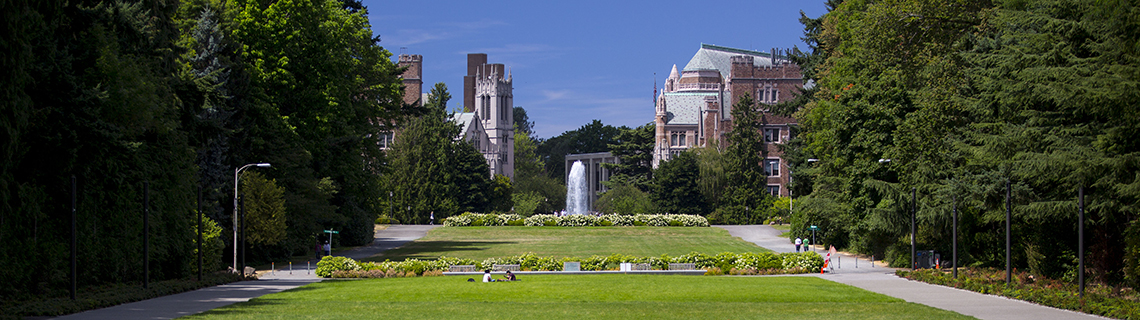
719,225,1109,320
52,224,438,319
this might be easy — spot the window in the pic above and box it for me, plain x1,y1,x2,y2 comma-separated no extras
767,185,781,196
764,159,780,176
679,133,687,146
378,131,395,149
764,128,780,143
670,134,678,146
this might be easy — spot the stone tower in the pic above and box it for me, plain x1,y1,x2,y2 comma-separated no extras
469,54,514,179
397,54,423,106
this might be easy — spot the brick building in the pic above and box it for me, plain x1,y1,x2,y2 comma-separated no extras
654,44,804,196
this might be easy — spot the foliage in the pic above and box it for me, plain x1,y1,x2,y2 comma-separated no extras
192,216,225,276
652,150,709,215
901,268,1139,320
603,123,655,191
241,171,287,246
791,0,1140,285
693,146,728,208
443,213,709,227
385,83,478,223
374,215,400,224
718,93,776,224
535,120,623,184
595,183,657,215
513,106,535,136
513,126,563,213
315,252,820,277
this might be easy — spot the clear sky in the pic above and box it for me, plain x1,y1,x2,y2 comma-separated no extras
362,0,829,139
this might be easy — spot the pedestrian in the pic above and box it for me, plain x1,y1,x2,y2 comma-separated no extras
430,211,434,225
323,241,331,256
315,241,322,259
794,237,802,252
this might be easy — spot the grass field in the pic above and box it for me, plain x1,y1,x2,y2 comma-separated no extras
370,226,768,261
186,275,972,319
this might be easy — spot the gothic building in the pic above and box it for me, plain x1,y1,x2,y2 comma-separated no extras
654,44,804,196
395,53,514,179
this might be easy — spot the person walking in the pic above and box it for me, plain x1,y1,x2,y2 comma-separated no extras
430,211,435,225
323,242,331,256
794,237,803,252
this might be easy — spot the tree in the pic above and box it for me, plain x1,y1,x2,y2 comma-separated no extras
386,83,462,223
711,93,775,224
652,151,708,215
241,171,287,246
604,123,655,191
536,120,623,183
453,139,491,213
514,106,535,136
514,125,565,213
597,183,657,215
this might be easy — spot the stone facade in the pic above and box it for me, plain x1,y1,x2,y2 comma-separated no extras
654,44,803,196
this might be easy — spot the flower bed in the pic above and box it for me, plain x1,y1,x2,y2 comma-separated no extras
316,251,823,278
898,268,1138,320
443,213,709,227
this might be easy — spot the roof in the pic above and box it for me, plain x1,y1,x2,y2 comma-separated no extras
450,112,478,138
683,43,787,78
661,92,717,125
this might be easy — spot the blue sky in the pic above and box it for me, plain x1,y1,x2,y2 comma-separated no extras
362,0,829,139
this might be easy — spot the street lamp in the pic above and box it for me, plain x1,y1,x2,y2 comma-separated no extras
234,163,270,272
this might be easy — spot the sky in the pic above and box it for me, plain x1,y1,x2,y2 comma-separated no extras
362,0,829,139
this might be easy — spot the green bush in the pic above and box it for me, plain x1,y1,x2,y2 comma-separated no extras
319,252,821,278
375,215,400,224
316,256,359,277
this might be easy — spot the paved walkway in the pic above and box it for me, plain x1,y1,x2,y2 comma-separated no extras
717,225,1109,320
51,224,438,319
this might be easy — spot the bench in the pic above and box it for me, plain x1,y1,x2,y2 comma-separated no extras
492,264,520,271
631,263,651,271
448,265,477,272
668,263,697,270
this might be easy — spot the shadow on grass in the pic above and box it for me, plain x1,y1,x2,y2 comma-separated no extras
364,240,515,262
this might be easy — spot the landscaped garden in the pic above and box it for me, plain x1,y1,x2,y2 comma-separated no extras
900,268,1139,319
370,225,767,261
184,275,974,319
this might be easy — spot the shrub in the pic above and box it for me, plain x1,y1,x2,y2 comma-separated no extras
375,214,400,224
316,256,359,277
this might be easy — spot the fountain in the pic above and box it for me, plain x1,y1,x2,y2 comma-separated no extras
565,160,588,215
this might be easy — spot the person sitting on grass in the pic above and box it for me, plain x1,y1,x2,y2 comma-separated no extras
483,270,493,282
502,270,516,281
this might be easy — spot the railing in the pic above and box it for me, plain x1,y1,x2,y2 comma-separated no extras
676,83,721,91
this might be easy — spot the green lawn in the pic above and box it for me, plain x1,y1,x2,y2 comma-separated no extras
187,275,973,319
370,226,768,261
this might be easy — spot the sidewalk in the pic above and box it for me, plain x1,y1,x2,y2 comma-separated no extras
717,225,1110,320
51,279,320,320
49,224,437,319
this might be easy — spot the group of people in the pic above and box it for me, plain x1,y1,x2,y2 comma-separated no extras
794,237,810,252
483,270,516,282
315,241,331,259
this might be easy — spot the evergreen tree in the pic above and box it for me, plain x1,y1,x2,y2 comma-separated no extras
652,151,707,215
711,94,774,224
386,83,462,223
604,123,655,191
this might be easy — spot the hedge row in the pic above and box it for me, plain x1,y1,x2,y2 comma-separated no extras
899,268,1138,320
316,251,823,278
442,213,710,227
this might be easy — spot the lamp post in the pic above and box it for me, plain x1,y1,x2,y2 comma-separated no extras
234,163,270,272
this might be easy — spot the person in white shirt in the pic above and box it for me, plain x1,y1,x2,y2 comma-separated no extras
482,270,493,282
795,237,803,252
